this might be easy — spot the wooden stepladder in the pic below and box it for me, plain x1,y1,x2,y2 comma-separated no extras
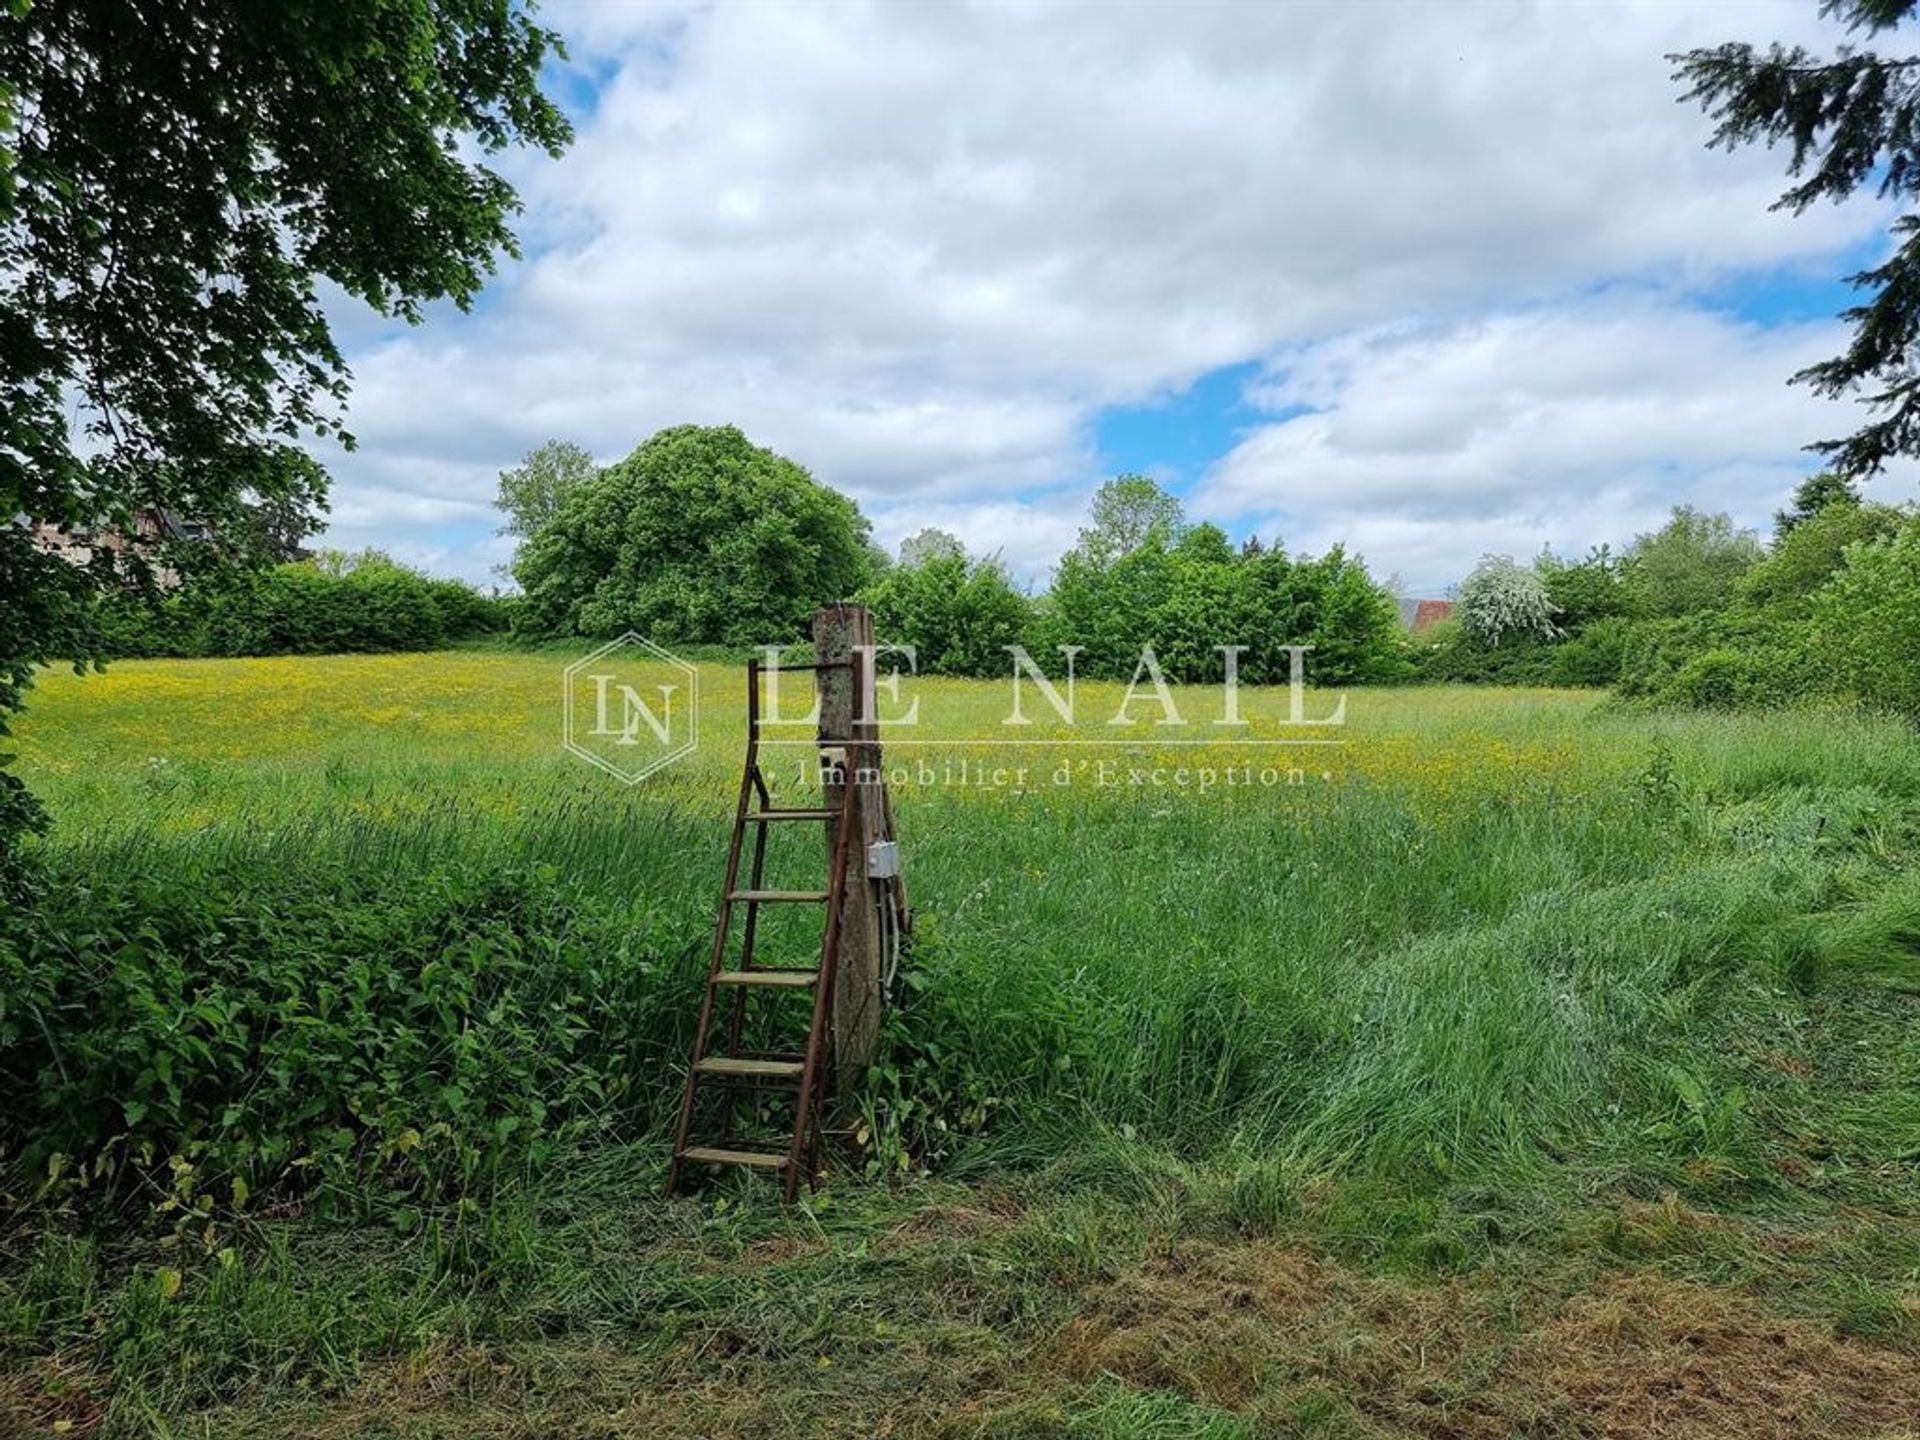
666,638,902,1202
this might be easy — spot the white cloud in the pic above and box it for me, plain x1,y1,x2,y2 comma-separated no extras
868,495,1087,587
1196,298,1920,591
316,1,1901,584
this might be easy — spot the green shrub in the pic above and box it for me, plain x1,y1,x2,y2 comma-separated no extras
1412,610,1635,690
1667,648,1755,709
1812,520,1920,717
0,830,706,1214
1616,611,1821,710
1548,614,1632,687
95,561,504,658
1739,500,1904,614
1040,538,1410,685
860,549,1032,675
1622,506,1763,617
1412,619,1559,685
1539,545,1631,629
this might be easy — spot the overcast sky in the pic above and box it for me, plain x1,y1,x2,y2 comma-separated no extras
314,0,1919,596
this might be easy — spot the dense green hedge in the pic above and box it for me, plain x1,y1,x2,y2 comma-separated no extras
858,548,1032,676
1419,603,1830,710
1812,521,1920,716
859,530,1412,686
1412,616,1633,689
95,562,507,657
1614,611,1823,710
1416,505,1920,718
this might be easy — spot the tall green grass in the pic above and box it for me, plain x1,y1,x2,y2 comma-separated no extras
5,655,1919,1217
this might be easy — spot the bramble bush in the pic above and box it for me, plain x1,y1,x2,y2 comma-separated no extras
1615,611,1824,710
1414,612,1631,688
1414,619,1557,686
0,832,707,1218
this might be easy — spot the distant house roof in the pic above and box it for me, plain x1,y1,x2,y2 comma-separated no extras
1410,599,1453,633
29,504,214,591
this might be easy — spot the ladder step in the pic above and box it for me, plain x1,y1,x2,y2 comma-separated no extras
695,1057,806,1080
713,969,818,988
729,888,830,903
679,1145,788,1170
751,808,838,822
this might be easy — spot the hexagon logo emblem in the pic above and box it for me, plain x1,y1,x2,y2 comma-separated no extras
562,634,699,784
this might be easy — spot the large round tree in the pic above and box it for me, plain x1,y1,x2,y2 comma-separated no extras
514,425,874,645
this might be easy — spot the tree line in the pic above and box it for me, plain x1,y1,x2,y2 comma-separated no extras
94,550,507,658
1425,475,1920,716
499,428,1411,686
499,427,1920,718
90,419,1920,724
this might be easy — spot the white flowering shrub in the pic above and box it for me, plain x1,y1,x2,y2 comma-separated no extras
1458,554,1560,647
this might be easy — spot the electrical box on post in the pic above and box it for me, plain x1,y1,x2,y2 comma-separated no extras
866,840,900,879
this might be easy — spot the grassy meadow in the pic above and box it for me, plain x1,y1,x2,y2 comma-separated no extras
5,648,1920,1437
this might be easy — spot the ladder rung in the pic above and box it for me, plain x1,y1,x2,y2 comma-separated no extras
679,1145,788,1170
751,808,837,821
713,969,818,988
729,888,830,903
695,1057,806,1080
